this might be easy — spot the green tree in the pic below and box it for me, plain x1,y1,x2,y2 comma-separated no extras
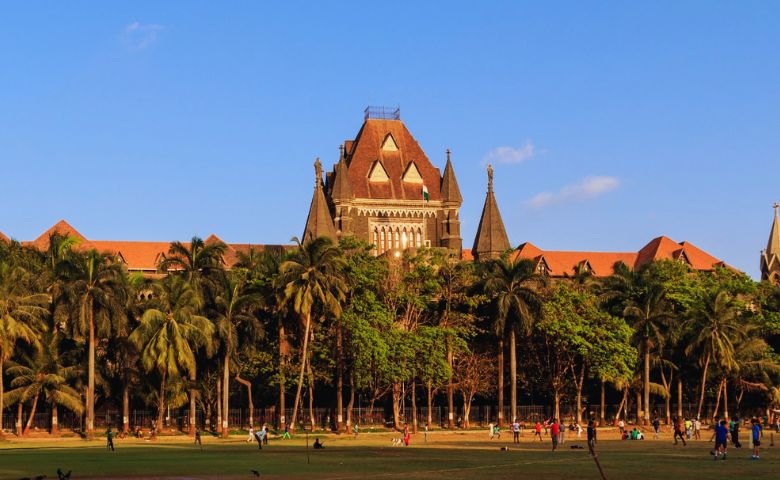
280,237,346,431
59,250,127,440
482,258,544,423
129,276,214,429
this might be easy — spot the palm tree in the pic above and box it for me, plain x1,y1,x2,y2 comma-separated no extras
4,330,84,435
59,250,127,440
213,271,262,436
601,262,671,425
129,276,214,430
159,236,225,435
0,261,48,435
685,289,745,420
483,258,544,423
279,237,346,432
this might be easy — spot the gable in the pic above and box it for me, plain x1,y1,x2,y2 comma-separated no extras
368,160,389,182
381,133,398,151
402,162,423,184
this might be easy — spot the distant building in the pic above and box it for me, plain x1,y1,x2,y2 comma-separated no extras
0,108,735,277
760,203,780,284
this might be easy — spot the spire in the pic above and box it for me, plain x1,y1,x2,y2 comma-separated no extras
767,202,780,257
331,144,353,200
303,158,337,242
472,164,510,261
440,149,462,204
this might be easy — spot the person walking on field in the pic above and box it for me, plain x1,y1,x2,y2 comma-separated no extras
534,421,543,442
106,427,115,452
618,418,625,436
652,417,660,439
550,419,560,451
587,420,597,451
512,420,521,443
693,418,701,440
751,418,762,460
714,419,730,460
246,427,255,443
673,417,687,446
194,428,202,449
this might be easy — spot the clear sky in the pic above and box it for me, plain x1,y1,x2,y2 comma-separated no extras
1,2,778,277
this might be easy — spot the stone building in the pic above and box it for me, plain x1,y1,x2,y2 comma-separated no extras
761,203,780,284
303,107,463,258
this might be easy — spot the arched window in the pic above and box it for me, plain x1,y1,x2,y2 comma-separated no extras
394,228,400,249
380,229,385,254
373,228,379,255
388,229,394,252
409,229,415,248
416,228,422,247
401,228,408,249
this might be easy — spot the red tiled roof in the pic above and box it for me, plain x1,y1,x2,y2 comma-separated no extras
24,220,94,251
0,231,8,242
344,119,443,201
511,237,729,277
90,240,171,271
461,248,474,261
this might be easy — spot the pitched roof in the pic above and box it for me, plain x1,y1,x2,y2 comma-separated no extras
472,166,510,260
512,237,728,277
440,151,462,204
303,160,338,242
0,231,8,243
343,119,442,201
25,220,93,251
90,240,171,271
330,146,353,201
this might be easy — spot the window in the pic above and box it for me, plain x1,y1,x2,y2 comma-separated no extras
381,133,398,151
402,162,423,184
368,161,389,182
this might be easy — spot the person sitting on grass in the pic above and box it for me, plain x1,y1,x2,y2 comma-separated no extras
313,437,324,449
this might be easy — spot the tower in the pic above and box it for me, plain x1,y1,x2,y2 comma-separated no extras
761,202,780,284
472,164,510,261
302,158,338,242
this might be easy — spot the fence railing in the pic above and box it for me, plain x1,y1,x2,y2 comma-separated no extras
3,401,748,435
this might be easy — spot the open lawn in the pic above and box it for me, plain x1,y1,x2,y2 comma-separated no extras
0,431,777,479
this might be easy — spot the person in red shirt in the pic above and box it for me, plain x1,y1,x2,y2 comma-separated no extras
534,421,543,442
550,419,560,451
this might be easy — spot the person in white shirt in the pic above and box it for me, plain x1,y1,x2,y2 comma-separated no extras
246,427,255,443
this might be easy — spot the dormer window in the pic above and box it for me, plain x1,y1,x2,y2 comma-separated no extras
381,133,398,151
537,258,549,276
402,162,423,184
368,160,389,182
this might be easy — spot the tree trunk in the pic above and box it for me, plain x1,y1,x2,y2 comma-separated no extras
643,335,650,425
677,377,683,419
122,384,130,434
411,380,418,434
447,340,454,429
336,322,344,431
51,401,59,435
346,372,355,429
599,379,606,426
427,382,433,427
615,388,628,424
278,322,286,432
574,364,585,425
222,354,230,437
290,313,312,433
392,382,402,430
0,358,4,438
712,378,724,421
236,374,254,429
16,402,23,435
722,379,729,421
497,338,504,427
205,399,211,431
462,394,471,429
87,303,96,440
554,391,561,421
157,371,167,431
695,352,711,420
510,330,517,423
189,367,197,436
635,390,642,424
664,387,671,426
216,373,222,434
307,350,315,431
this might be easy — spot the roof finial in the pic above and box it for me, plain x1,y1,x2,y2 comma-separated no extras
339,144,344,159
774,202,779,215
487,164,494,192
446,148,451,163
314,157,323,187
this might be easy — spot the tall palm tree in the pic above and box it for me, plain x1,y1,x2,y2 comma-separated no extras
483,258,544,423
0,261,48,435
685,289,745,420
213,271,262,436
129,276,214,430
5,329,83,435
279,237,346,432
601,262,671,425
159,236,225,435
59,250,127,440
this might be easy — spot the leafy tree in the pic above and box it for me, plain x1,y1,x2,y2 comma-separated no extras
129,276,214,429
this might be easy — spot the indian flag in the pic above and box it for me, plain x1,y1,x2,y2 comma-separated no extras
422,185,429,201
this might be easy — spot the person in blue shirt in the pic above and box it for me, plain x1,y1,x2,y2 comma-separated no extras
713,419,730,460
751,418,762,460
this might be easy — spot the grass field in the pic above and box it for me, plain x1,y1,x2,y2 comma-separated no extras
0,431,777,479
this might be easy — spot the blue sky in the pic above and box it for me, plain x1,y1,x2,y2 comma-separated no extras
1,2,778,277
